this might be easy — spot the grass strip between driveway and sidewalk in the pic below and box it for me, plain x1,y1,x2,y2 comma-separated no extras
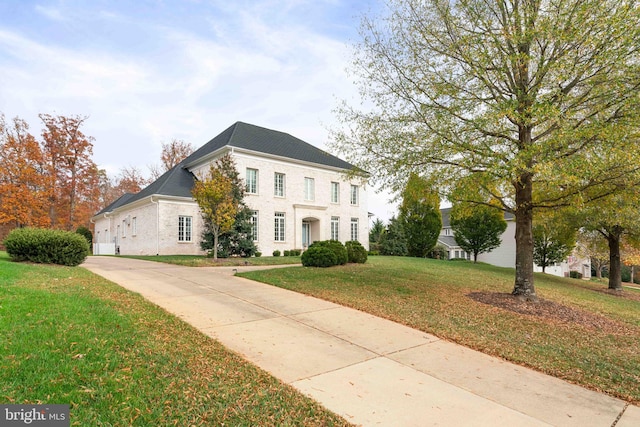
122,254,302,267
0,252,351,426
238,256,640,405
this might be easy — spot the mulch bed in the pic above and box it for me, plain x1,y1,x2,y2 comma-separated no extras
467,291,635,335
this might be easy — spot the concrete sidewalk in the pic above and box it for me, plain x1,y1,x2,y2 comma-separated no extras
82,256,639,427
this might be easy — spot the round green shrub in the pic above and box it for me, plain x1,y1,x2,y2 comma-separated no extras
283,250,291,257
346,240,368,263
301,246,338,267
272,250,281,257
4,227,90,266
254,251,262,257
308,240,348,265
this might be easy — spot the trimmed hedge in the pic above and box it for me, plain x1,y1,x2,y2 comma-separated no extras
301,240,349,268
309,240,348,265
4,227,90,266
346,241,368,264
301,246,338,268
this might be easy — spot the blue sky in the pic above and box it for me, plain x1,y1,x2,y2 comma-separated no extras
0,0,395,221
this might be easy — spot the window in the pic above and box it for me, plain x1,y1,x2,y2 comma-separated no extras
331,182,340,203
350,217,359,241
274,212,285,241
304,177,315,201
178,216,192,242
274,173,285,197
444,228,451,236
132,217,137,236
331,216,340,241
250,210,259,241
246,168,258,194
122,220,126,238
350,185,359,205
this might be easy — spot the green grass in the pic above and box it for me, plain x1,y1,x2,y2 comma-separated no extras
120,254,301,267
239,256,640,404
0,252,350,426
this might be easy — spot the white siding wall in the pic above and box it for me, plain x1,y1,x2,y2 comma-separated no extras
476,221,517,268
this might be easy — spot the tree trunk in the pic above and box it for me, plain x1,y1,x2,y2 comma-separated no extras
213,232,219,260
473,251,478,263
607,227,623,291
512,172,537,301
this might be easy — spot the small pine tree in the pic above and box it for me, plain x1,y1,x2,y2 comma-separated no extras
380,216,408,256
399,174,441,257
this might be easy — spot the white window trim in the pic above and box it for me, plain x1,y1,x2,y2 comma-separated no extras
331,182,340,204
350,217,359,241
251,210,259,242
304,177,315,201
178,215,193,242
274,172,285,197
246,168,258,194
331,216,340,241
350,185,359,206
274,212,286,242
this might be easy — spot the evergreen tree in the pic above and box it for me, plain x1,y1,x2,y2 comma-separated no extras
380,216,408,256
398,174,441,257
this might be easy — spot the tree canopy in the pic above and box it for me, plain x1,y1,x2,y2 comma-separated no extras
450,203,507,263
333,0,640,300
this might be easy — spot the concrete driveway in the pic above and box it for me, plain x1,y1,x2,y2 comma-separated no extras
82,256,639,427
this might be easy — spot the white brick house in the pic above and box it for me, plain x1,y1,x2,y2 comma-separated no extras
91,122,369,256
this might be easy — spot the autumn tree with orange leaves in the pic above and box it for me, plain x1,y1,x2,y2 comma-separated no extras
0,115,50,228
39,113,101,230
0,112,102,236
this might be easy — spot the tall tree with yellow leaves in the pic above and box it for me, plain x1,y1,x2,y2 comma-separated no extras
192,164,238,260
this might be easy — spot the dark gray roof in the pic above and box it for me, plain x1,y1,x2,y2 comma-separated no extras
94,122,357,216
440,207,514,227
184,122,359,171
438,235,459,248
123,162,196,206
94,192,136,216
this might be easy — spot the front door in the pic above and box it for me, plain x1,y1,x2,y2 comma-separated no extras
302,221,311,248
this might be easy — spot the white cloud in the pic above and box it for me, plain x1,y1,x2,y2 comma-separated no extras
0,1,397,221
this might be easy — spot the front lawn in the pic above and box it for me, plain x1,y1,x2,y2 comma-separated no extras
121,254,301,267
0,252,349,426
239,256,640,404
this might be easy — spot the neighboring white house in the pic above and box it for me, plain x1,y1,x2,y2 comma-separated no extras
91,122,369,256
437,208,591,278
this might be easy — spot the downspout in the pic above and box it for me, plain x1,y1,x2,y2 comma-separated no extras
150,196,160,255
